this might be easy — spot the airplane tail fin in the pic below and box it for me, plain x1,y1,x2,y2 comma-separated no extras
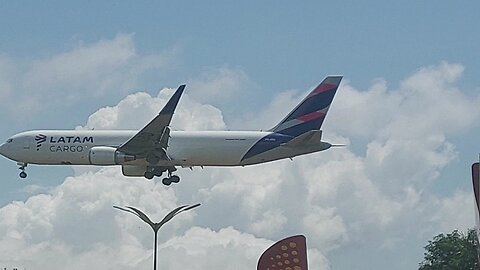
270,76,342,137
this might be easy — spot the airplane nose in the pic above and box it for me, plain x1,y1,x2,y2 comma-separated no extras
0,143,5,156
0,143,10,157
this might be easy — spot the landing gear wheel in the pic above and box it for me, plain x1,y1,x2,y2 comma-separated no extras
170,175,180,183
17,162,28,179
153,167,166,177
161,175,180,186
162,177,172,186
144,171,154,180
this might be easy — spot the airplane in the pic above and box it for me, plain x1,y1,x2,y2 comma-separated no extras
0,76,343,186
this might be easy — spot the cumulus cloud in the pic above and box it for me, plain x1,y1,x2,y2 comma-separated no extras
187,66,250,103
0,33,175,114
0,62,479,270
82,88,226,131
0,56,14,101
0,168,331,270
25,34,136,94
327,62,480,140
235,89,304,130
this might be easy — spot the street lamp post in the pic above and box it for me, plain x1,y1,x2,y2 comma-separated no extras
114,203,201,270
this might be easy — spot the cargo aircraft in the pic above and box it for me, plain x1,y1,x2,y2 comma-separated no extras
0,76,342,185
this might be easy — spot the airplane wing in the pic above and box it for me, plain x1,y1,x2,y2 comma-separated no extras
117,85,185,163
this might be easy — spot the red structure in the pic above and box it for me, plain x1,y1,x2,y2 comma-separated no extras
473,162,480,241
258,235,308,270
473,162,479,214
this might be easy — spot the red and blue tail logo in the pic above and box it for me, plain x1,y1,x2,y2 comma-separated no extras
241,76,342,162
271,76,342,137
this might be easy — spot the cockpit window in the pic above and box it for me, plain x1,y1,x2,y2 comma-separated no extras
6,138,13,143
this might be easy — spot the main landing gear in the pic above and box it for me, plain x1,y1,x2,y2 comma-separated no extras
144,167,166,180
162,174,180,186
18,162,27,179
143,166,180,186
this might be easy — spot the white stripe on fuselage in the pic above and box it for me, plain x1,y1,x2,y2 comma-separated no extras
3,130,271,166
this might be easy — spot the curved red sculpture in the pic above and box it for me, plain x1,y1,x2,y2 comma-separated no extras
258,235,308,270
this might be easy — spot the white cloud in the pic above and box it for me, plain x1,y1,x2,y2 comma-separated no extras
326,78,401,138
0,62,478,270
159,227,269,270
0,168,332,270
0,33,175,114
0,56,14,100
25,33,136,94
251,209,288,237
430,190,477,233
82,88,226,131
303,206,348,252
327,62,480,140
187,66,250,103
236,89,303,130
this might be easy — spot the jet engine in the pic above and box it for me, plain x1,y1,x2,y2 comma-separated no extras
88,146,136,165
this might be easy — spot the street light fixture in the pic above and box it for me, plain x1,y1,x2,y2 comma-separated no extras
114,203,201,270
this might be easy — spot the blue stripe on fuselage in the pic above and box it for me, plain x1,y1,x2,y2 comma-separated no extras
241,133,293,161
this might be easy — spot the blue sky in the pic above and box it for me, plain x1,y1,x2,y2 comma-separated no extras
2,1,480,89
0,1,479,270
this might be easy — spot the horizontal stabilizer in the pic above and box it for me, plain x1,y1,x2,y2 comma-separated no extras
281,130,322,148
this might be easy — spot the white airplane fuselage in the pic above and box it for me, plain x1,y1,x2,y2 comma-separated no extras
0,130,331,168
0,76,342,182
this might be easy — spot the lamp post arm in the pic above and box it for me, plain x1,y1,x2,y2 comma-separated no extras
126,206,156,227
182,203,201,212
158,203,201,227
157,205,189,227
114,206,155,229
113,206,140,218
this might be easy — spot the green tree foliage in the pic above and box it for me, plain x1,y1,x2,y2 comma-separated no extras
419,229,480,270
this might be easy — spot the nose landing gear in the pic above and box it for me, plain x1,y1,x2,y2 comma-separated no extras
17,162,27,179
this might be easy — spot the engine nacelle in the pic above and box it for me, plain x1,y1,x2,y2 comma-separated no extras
88,146,136,165
122,165,147,177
